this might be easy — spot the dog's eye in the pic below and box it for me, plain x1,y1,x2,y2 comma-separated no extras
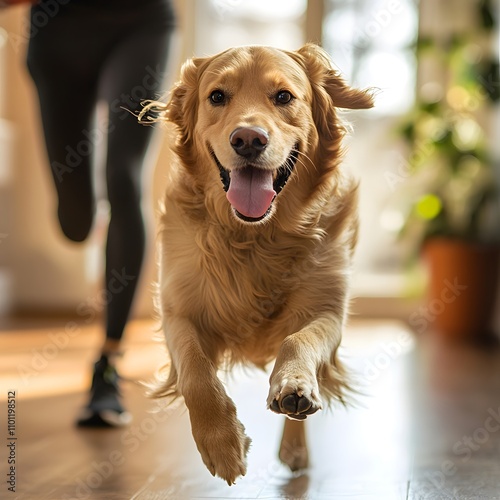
275,91,293,105
209,90,226,105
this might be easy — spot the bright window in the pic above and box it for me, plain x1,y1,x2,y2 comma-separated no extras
323,0,418,115
194,0,307,55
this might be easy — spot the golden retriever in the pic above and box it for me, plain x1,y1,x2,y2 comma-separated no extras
143,43,373,485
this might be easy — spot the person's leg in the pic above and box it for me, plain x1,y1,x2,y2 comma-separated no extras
26,5,132,427
100,28,173,350
76,25,173,427
26,6,104,242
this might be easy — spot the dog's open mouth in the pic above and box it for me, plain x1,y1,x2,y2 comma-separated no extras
211,146,299,222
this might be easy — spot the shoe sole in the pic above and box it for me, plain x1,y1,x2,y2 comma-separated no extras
77,408,132,428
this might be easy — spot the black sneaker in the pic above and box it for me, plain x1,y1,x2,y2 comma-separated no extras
76,354,132,427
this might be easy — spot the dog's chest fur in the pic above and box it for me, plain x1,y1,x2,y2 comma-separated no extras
160,217,328,364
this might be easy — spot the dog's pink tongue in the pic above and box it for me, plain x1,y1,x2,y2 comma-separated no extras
227,167,276,219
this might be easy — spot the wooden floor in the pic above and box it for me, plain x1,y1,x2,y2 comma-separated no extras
1,318,500,499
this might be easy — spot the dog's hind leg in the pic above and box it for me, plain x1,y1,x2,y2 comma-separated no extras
279,418,309,471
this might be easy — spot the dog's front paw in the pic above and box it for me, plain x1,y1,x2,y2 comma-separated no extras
267,373,322,420
191,408,251,485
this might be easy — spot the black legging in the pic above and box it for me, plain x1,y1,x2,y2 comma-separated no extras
27,0,175,340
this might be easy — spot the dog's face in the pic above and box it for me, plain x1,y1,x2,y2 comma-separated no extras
167,44,373,224
197,47,309,223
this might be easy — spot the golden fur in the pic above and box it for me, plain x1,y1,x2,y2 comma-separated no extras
146,43,373,484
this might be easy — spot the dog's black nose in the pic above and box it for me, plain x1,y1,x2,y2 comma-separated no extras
230,127,268,161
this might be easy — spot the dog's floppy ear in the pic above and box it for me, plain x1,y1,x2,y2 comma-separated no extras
166,56,210,149
291,44,374,142
295,43,374,110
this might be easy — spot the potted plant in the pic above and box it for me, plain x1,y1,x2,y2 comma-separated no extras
396,0,500,340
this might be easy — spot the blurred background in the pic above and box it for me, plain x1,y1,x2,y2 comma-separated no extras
0,1,500,498
1,0,499,339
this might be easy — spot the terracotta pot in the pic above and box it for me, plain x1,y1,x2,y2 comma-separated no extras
422,238,500,340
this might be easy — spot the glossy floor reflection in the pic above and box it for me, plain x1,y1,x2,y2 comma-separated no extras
0,318,499,499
